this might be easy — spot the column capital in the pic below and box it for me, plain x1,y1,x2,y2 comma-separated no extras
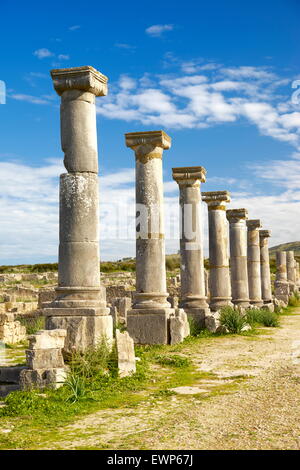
50,66,108,97
259,229,271,238
172,166,206,187
226,208,248,222
125,130,171,163
202,191,231,210
246,219,261,230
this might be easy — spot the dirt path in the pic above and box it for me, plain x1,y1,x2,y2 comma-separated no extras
48,311,300,450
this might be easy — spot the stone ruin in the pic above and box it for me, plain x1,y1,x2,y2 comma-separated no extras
1,64,300,394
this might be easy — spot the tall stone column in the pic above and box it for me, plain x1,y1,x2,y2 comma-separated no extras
226,209,250,308
44,66,112,354
202,191,232,311
246,220,263,307
274,251,289,303
286,251,296,292
259,230,274,311
172,166,209,326
296,262,300,286
125,131,187,344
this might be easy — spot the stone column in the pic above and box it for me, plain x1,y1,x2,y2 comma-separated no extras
226,209,250,308
202,191,232,311
286,251,296,292
125,131,187,344
246,220,263,307
43,66,112,354
274,251,289,303
172,166,210,326
296,262,300,286
259,230,274,311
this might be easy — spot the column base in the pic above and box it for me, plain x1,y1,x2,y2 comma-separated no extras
209,298,233,312
250,300,264,308
183,307,210,328
44,307,112,356
232,299,250,308
127,308,187,345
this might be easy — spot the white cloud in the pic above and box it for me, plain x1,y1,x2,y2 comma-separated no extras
10,94,51,105
33,48,54,59
96,64,300,147
69,25,80,31
58,54,70,60
145,24,174,37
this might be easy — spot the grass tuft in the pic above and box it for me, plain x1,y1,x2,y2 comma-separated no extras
219,307,248,334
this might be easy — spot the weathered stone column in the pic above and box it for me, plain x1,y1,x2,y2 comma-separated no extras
44,66,112,354
202,191,232,311
274,251,290,303
172,166,209,326
286,251,296,292
226,209,250,308
125,131,187,344
296,262,300,286
259,230,274,311
246,220,263,307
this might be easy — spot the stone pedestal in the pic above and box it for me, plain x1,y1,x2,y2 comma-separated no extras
274,251,289,303
226,209,250,308
172,166,209,326
259,230,274,311
202,191,232,311
125,131,187,344
43,66,112,354
246,220,263,307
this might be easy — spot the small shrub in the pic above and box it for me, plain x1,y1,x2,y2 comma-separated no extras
68,336,113,380
18,316,45,335
65,373,87,403
188,317,203,336
245,308,279,327
259,310,279,327
288,293,300,307
219,307,248,334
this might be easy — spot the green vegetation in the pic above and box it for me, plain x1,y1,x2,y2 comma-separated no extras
0,263,58,274
245,308,279,328
17,316,45,335
288,291,300,307
219,307,248,333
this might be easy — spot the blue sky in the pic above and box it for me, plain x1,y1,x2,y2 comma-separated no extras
0,0,300,264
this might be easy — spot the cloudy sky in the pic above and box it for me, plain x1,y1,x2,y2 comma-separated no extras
0,0,300,264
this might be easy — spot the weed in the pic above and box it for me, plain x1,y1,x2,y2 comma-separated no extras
219,307,248,333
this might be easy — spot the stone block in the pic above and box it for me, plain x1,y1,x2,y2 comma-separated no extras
170,309,190,345
205,312,228,334
26,348,64,369
127,308,173,345
28,329,66,350
20,368,67,391
46,314,113,354
184,307,209,328
0,366,26,383
115,330,136,378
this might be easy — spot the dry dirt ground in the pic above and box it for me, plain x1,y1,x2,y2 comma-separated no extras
47,310,300,450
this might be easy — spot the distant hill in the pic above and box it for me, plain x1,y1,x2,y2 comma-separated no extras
269,241,300,257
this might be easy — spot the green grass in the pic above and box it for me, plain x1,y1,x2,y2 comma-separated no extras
245,308,280,327
17,316,45,335
219,307,248,333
